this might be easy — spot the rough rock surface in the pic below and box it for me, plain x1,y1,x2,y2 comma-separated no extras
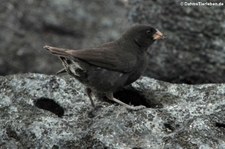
0,0,128,75
1,73,225,148
128,0,225,83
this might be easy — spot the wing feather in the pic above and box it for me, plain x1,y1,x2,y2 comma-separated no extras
44,45,136,73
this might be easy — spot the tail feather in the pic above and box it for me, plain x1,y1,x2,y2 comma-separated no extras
44,45,71,57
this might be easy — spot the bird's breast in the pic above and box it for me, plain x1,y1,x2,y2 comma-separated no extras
85,67,129,92
125,52,148,85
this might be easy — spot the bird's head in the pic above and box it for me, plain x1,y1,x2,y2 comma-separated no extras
121,24,164,49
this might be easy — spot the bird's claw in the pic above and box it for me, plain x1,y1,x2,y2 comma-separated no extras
125,105,146,110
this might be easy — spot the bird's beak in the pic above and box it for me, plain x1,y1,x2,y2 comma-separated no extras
153,30,164,40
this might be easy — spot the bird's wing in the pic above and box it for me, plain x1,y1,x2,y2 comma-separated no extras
44,45,136,73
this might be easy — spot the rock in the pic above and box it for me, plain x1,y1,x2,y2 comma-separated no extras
128,0,225,83
0,0,129,75
0,73,225,148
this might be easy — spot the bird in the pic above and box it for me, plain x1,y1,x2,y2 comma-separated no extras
44,24,164,110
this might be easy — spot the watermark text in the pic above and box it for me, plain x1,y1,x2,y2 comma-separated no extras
180,2,224,6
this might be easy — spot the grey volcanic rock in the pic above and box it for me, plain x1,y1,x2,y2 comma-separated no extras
1,73,225,148
0,0,128,75
128,0,225,83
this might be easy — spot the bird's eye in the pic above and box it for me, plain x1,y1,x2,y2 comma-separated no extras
146,30,152,35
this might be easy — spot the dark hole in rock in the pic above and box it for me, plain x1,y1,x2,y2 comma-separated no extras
6,127,20,141
215,122,225,128
114,88,162,108
34,97,64,117
52,145,59,149
164,123,175,132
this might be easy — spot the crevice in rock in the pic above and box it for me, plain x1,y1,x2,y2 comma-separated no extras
215,122,225,128
34,97,64,117
114,88,162,108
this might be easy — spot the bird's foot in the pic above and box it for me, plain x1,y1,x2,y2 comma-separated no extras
124,105,146,110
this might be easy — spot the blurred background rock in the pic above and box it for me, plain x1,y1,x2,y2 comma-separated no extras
0,0,129,75
0,0,224,84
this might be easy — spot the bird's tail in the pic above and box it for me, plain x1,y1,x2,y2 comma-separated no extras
44,45,71,57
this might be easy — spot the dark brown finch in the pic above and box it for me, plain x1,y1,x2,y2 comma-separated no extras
44,24,164,110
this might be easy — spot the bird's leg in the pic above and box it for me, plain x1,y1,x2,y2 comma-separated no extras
59,57,70,72
85,88,95,107
105,92,146,110
58,57,75,76
56,68,67,75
